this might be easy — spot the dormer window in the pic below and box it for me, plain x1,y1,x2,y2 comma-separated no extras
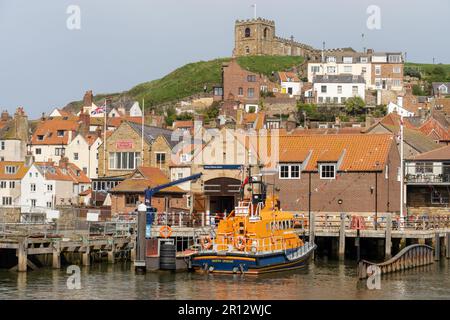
57,130,65,137
326,56,336,63
319,163,336,179
5,166,17,174
37,135,44,141
279,163,301,179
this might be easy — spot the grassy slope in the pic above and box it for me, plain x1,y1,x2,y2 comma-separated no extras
405,62,450,81
64,56,305,112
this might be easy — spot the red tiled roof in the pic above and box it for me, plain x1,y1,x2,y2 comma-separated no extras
410,145,450,161
278,72,300,83
0,161,28,180
31,118,79,145
110,167,185,194
265,134,395,172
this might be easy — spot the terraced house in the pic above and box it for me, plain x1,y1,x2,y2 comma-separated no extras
272,134,401,214
0,161,28,207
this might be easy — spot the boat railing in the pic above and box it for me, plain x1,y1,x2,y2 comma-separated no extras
208,235,289,254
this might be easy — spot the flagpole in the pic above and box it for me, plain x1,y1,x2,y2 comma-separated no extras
103,99,107,177
400,116,405,230
141,99,145,166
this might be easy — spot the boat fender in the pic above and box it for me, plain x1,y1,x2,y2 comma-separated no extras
234,236,246,251
200,236,213,250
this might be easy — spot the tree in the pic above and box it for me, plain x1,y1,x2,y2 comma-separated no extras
412,84,425,96
345,97,366,116
296,102,318,125
164,105,177,126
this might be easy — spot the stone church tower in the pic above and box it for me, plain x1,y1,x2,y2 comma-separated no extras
233,17,319,59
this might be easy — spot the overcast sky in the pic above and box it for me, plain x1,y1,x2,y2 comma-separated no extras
0,0,449,118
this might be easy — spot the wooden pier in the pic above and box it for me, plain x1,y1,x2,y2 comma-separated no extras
0,222,135,272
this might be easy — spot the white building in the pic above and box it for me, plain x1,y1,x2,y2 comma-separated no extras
278,72,302,97
66,133,102,179
29,118,79,162
0,161,28,207
387,101,415,117
129,102,143,117
20,160,91,210
308,52,372,88
0,108,29,162
313,75,366,104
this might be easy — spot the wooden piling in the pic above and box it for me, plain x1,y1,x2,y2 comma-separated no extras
82,246,91,266
108,240,116,264
446,233,450,259
434,233,440,261
52,242,61,269
310,213,316,245
338,213,345,261
385,214,392,259
17,237,28,272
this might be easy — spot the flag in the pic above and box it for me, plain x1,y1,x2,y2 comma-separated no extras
91,103,106,116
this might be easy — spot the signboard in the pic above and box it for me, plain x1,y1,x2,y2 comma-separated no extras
116,140,134,150
46,210,60,222
86,212,99,222
203,165,243,170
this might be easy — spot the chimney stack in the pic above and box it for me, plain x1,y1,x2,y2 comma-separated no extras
79,111,91,135
1,110,9,122
59,156,69,170
83,90,93,107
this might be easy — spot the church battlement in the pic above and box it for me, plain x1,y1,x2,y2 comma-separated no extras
235,17,275,26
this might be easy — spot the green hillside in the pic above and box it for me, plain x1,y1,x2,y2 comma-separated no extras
64,56,304,113
405,62,450,82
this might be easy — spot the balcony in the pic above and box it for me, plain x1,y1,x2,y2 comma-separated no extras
405,173,450,185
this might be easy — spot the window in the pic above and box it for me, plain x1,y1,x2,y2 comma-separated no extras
337,86,343,94
57,130,65,137
247,88,255,98
360,57,368,63
321,85,327,93
392,79,402,87
326,56,336,63
320,164,336,179
341,97,346,104
109,152,141,170
431,190,449,205
74,153,79,160
55,148,65,156
333,97,339,104
2,197,12,206
311,66,320,73
247,75,256,82
5,166,17,174
35,148,42,155
263,27,269,39
31,199,37,207
362,67,367,73
83,167,87,174
352,86,358,96
125,194,139,206
343,57,353,64
238,87,244,96
279,164,301,179
47,202,52,208
245,46,250,54
178,173,183,180
326,97,331,103
344,66,352,73
31,184,36,192
9,181,15,189
156,152,166,166
318,97,324,103
213,87,223,96
415,163,433,174
375,65,381,76
47,184,53,191
0,181,6,188
388,55,402,63
327,66,336,73
244,27,251,38
0,141,4,150
393,66,401,74
37,135,44,141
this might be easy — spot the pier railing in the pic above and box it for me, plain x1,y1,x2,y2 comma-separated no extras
313,213,450,233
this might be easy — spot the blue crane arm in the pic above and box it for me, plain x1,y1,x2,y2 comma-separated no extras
144,173,203,205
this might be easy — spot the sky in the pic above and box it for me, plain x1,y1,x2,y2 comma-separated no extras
0,0,449,118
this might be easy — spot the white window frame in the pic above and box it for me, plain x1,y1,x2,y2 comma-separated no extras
319,164,337,180
279,164,301,180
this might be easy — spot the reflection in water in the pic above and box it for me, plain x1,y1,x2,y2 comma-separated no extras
0,259,448,300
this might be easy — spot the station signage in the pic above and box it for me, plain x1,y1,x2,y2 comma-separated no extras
116,140,134,150
203,165,243,170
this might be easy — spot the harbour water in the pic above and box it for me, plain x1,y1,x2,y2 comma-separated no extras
0,258,449,300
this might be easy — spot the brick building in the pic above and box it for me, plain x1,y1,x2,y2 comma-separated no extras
109,167,187,215
270,134,401,214
222,59,278,107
